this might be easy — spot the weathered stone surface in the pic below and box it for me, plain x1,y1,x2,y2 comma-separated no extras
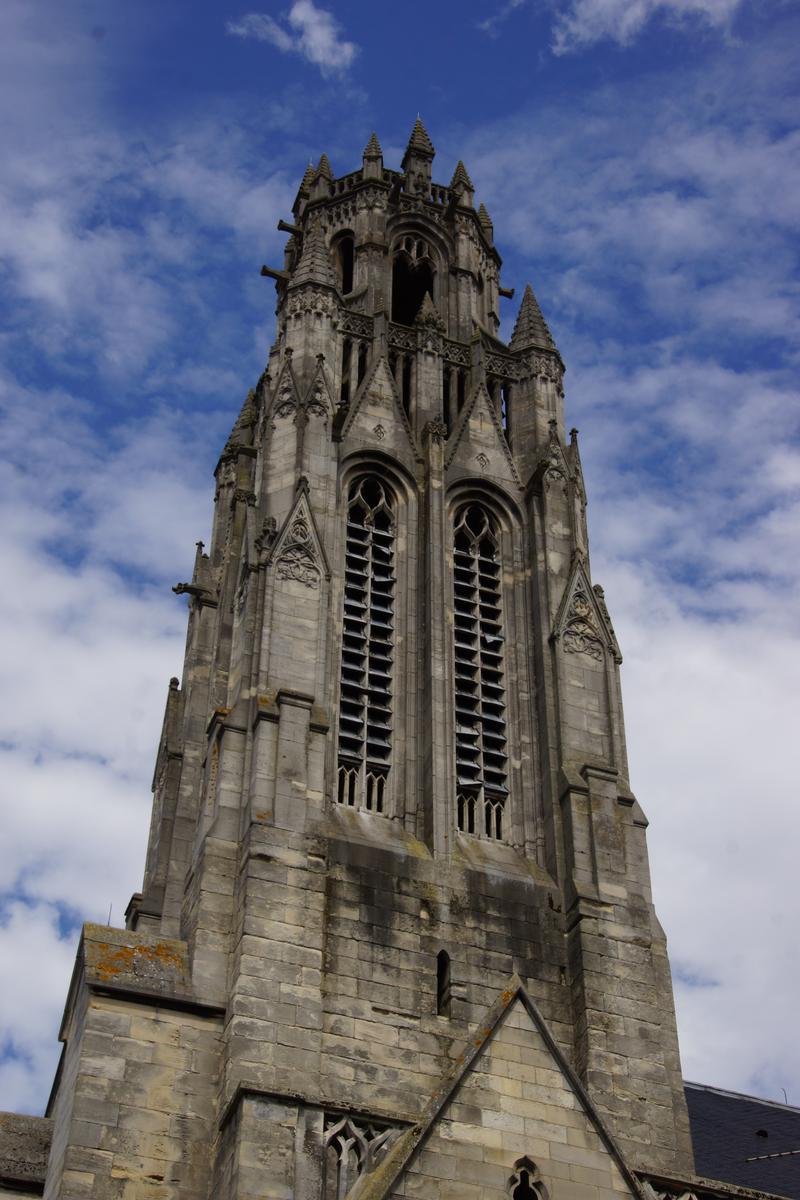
6,123,740,1200
0,1111,52,1190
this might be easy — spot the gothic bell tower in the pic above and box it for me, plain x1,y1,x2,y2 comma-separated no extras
34,121,697,1200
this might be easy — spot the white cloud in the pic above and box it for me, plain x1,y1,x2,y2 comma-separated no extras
551,0,743,52
227,2,358,75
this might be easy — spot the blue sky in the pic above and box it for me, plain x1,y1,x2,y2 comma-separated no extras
1,0,799,1115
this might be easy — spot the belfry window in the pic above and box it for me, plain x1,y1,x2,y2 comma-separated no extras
452,503,509,840
336,477,395,815
333,232,354,294
391,236,434,326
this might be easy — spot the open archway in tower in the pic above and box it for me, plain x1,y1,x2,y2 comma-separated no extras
391,242,435,325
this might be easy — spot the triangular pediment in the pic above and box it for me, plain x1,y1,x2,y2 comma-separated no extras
266,357,301,424
553,555,621,663
304,357,335,420
340,356,418,461
267,482,329,586
348,977,642,1200
445,379,522,489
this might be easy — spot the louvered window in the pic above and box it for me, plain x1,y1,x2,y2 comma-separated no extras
336,477,395,814
452,503,508,840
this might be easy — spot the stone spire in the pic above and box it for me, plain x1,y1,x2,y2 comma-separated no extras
363,131,383,158
477,202,494,244
450,160,475,206
404,115,435,159
314,152,333,180
362,131,383,179
290,221,336,290
221,388,258,457
450,160,474,191
509,283,557,352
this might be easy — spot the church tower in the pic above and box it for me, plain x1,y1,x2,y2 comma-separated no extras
21,122,699,1200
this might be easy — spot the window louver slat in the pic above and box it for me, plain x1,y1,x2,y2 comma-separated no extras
453,504,509,841
337,477,395,814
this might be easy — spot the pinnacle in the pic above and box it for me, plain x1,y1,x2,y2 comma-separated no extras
299,161,315,192
405,116,435,158
415,291,444,327
314,152,333,180
509,283,557,353
450,160,474,192
363,131,383,158
478,202,493,229
223,388,258,454
290,220,337,290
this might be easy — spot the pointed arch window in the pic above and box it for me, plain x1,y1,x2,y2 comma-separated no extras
452,502,509,840
336,476,395,814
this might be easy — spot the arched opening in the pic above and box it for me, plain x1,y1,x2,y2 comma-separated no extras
436,950,452,1017
391,239,435,325
334,233,354,294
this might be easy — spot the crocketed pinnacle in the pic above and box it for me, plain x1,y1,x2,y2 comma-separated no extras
478,202,493,230
405,116,435,158
223,389,258,454
363,131,383,158
415,290,445,329
314,152,333,180
299,162,315,192
509,283,557,353
450,160,474,191
290,221,337,289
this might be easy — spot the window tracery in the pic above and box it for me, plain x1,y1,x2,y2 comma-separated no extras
452,502,509,840
323,1115,397,1200
336,476,395,815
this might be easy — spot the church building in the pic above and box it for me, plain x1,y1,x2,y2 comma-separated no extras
2,120,798,1200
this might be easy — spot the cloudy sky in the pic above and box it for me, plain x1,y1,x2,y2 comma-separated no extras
1,0,798,1118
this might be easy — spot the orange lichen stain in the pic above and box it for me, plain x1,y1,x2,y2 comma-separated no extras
254,811,270,821
501,989,514,1005
92,940,183,982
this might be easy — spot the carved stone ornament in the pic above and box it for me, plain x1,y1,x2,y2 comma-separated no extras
306,382,330,420
373,423,386,441
423,418,448,444
256,516,277,553
275,544,319,588
323,1114,401,1199
273,379,297,422
527,352,564,385
275,511,319,589
476,452,490,471
563,585,604,661
285,287,337,318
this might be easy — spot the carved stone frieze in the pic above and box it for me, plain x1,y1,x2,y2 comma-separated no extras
443,339,471,367
285,287,337,318
339,311,374,339
388,324,417,352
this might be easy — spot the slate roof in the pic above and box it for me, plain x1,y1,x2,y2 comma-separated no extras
686,1082,800,1200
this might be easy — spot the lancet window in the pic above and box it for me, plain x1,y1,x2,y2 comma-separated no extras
336,476,395,815
452,502,509,840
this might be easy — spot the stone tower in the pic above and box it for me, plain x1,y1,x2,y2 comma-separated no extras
8,121,700,1200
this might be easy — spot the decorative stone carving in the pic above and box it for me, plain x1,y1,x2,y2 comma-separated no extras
275,513,319,588
563,584,604,661
388,323,417,352
339,311,373,338
423,418,448,443
373,423,386,440
443,339,471,367
323,1114,400,1199
285,288,337,318
475,452,490,470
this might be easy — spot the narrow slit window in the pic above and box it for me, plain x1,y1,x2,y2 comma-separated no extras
452,503,509,840
437,950,452,1017
336,477,395,815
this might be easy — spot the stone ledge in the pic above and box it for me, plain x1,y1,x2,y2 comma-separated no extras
0,1112,52,1191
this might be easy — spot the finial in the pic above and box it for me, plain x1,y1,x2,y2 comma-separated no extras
450,160,474,191
570,427,579,443
314,152,333,181
299,161,315,192
363,131,383,158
